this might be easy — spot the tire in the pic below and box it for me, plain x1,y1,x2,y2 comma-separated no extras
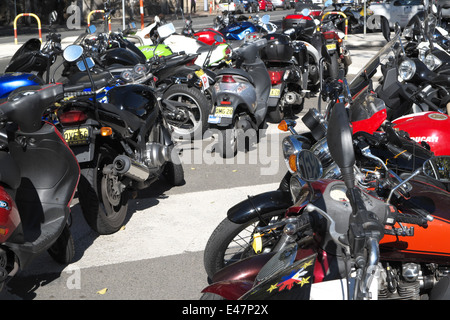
78,146,129,235
163,161,185,186
162,84,210,140
47,224,75,265
203,212,284,280
327,52,339,80
216,124,238,159
267,104,284,123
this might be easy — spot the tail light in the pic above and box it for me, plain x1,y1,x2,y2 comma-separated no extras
220,75,236,83
186,57,198,66
269,70,283,85
322,31,337,40
59,110,88,125
310,10,322,17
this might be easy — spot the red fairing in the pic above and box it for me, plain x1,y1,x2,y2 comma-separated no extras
392,112,450,156
284,14,313,21
0,187,21,243
194,29,226,45
352,109,387,134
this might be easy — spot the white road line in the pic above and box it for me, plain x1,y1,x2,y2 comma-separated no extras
21,182,280,275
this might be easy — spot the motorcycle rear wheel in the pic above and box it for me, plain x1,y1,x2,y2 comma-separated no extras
163,84,209,140
78,146,129,235
203,212,284,280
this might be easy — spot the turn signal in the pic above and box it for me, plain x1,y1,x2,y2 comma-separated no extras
278,120,288,131
100,127,113,136
288,154,298,172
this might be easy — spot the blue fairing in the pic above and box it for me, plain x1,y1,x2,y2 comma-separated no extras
221,22,258,40
0,73,43,98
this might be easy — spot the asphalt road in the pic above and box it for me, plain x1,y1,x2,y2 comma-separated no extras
0,10,385,303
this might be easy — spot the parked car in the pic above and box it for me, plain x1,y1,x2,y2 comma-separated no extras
271,0,289,9
259,0,274,11
369,0,424,28
217,0,245,13
241,0,260,12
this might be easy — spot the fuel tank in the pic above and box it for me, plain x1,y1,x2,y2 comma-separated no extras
380,180,450,264
0,73,43,98
392,112,449,156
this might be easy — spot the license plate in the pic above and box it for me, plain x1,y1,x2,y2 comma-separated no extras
270,88,281,97
326,43,336,50
196,69,209,90
214,106,234,118
208,115,221,124
63,127,90,145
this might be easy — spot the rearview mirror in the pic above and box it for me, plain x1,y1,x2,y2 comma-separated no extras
63,44,83,62
157,23,176,38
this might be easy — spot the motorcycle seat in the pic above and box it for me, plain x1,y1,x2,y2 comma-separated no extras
216,68,254,85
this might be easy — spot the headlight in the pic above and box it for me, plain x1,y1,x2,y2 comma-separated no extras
424,53,442,71
398,59,416,81
281,135,309,173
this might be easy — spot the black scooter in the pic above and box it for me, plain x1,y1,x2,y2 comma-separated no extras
0,83,80,291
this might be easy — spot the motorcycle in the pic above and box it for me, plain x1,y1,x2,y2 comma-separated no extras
282,8,339,89
72,23,215,140
201,96,450,300
54,45,185,235
207,35,271,158
181,17,228,45
203,32,439,279
214,13,264,41
0,83,80,290
260,33,309,122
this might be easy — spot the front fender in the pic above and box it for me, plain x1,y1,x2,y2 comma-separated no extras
202,280,254,300
227,190,293,224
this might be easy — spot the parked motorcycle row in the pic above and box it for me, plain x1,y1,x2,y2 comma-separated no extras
201,4,450,300
0,0,449,300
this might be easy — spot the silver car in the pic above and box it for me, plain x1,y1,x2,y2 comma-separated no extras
369,0,424,28
271,0,289,9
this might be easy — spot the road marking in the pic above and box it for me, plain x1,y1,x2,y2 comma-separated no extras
21,182,280,275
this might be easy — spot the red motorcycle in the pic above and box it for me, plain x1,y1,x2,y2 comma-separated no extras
181,18,227,45
201,98,450,300
202,33,446,282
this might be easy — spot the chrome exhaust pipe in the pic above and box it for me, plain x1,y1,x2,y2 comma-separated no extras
113,155,150,182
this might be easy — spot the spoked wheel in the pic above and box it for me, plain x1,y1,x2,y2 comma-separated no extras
203,213,284,280
163,84,209,140
78,146,129,235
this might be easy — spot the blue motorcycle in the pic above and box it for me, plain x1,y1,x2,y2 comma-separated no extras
215,14,264,41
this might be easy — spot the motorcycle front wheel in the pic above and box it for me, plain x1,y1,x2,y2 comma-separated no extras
163,84,210,140
78,146,129,235
203,212,284,280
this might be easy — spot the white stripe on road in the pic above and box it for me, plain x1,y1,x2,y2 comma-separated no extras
22,182,280,275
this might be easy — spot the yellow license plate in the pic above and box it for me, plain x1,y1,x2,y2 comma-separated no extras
63,127,90,145
326,43,336,50
270,88,280,97
214,106,234,118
